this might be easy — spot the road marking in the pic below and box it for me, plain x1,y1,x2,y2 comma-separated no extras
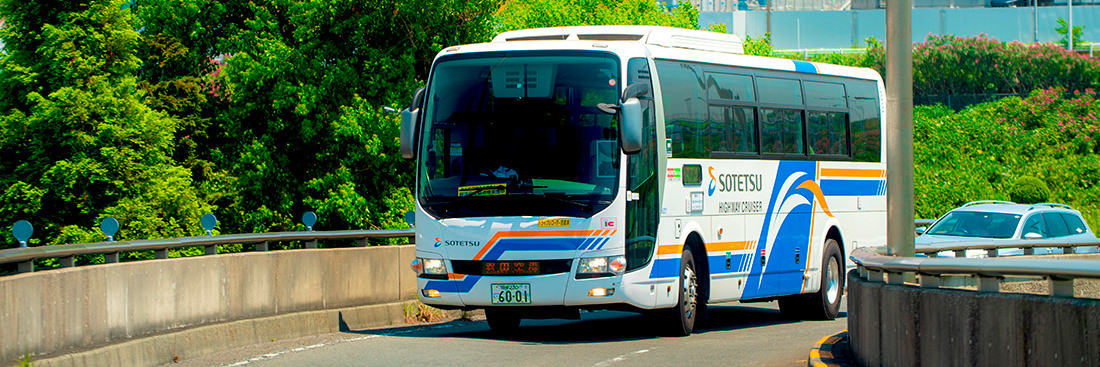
220,323,459,366
592,348,652,367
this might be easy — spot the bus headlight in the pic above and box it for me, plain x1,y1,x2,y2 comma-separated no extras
414,258,448,279
576,255,625,279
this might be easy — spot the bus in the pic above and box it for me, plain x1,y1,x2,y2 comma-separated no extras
400,26,886,335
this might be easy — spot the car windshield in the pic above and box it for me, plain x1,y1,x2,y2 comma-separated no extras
926,211,1021,239
416,52,622,218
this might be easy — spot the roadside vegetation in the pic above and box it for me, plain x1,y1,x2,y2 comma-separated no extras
913,89,1100,230
2,0,1097,250
0,0,697,251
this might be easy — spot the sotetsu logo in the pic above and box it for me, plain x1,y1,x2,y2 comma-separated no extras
434,237,481,247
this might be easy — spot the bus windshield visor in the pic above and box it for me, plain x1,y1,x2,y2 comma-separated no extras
417,53,622,218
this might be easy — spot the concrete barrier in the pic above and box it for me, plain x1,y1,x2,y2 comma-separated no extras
0,245,417,366
847,270,1100,367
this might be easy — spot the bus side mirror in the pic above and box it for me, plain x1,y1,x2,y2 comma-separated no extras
618,82,649,155
400,87,426,160
400,108,418,159
620,97,643,155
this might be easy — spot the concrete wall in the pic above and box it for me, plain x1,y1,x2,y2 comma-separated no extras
847,270,1100,367
700,7,1100,49
0,246,416,365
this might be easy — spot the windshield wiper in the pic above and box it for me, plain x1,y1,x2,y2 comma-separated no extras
516,193,593,212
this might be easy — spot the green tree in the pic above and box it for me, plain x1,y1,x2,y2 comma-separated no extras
207,0,497,239
1055,17,1085,50
743,32,773,57
0,0,214,249
494,0,698,34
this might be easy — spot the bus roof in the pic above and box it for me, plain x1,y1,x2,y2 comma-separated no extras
492,25,744,55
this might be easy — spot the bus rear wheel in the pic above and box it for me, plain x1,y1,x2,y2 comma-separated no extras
780,238,843,320
664,246,698,336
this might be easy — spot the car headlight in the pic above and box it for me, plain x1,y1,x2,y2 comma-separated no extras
412,258,448,279
576,255,626,279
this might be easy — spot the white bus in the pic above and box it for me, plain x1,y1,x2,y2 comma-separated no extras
400,26,886,335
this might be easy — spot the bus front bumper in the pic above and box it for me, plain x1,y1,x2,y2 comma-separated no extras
416,272,631,309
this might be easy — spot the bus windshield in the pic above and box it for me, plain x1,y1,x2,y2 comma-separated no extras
417,53,622,218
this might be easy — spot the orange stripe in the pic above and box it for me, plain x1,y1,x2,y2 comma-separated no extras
705,241,753,252
472,229,605,261
448,273,465,280
657,244,684,256
819,168,885,178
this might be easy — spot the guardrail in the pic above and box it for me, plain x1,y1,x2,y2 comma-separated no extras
0,229,414,274
915,238,1100,258
850,246,1100,297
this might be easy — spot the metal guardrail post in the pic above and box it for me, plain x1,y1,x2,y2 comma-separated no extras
256,241,269,251
918,274,939,288
978,276,999,293
17,260,33,273
105,253,119,263
60,256,74,267
886,272,904,285
155,249,168,259
1050,278,1074,297
356,238,368,247
869,269,885,282
204,245,218,256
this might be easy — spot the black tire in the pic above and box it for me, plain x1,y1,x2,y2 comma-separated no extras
485,308,521,333
807,239,843,320
779,239,843,320
665,246,699,336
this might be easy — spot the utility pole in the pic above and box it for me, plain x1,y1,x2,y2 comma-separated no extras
886,0,914,258
767,0,772,36
1069,0,1074,51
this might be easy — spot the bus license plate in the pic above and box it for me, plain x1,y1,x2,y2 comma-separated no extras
491,283,531,305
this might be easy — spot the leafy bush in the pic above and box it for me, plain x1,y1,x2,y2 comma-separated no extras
914,89,1100,234
743,32,774,57
778,34,1100,100
493,0,698,34
1009,176,1050,204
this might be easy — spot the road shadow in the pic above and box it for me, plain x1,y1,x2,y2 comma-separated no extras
341,302,846,345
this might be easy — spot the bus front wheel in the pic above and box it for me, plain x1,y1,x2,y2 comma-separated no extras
664,246,698,336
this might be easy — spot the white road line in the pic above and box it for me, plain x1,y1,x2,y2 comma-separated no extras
219,323,462,366
592,348,652,367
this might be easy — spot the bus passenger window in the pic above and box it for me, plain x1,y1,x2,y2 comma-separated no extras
761,108,803,155
808,112,848,156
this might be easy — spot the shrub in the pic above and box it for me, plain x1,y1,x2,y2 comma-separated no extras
1010,176,1050,204
913,92,1100,236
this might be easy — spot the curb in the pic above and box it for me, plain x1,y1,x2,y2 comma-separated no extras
807,330,850,367
29,300,461,367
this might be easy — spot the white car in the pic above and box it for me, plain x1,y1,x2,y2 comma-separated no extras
915,201,1099,257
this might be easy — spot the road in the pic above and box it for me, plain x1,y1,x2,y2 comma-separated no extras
172,301,847,367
